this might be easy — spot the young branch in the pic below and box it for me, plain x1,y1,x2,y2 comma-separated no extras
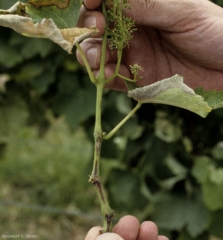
88,83,114,233
104,102,142,140
97,2,108,81
76,43,96,84
84,0,136,232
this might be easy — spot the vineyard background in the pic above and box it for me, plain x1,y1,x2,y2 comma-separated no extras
0,0,223,239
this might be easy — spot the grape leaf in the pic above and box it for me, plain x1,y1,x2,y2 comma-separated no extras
0,1,98,53
26,0,81,28
191,156,210,184
202,181,223,211
192,157,223,211
127,75,212,118
194,87,223,109
153,192,209,237
154,113,182,142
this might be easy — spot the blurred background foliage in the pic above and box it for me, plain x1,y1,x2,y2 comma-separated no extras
0,0,223,239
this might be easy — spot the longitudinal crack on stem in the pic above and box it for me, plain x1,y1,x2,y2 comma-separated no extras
89,173,114,233
89,175,104,202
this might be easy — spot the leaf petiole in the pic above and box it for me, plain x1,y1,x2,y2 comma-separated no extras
104,102,142,140
75,43,96,84
117,74,137,82
104,49,123,83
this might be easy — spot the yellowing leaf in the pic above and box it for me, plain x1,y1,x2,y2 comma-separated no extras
0,1,98,53
127,75,212,118
28,0,70,9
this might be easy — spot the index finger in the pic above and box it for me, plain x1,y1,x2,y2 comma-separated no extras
113,216,140,240
83,0,102,10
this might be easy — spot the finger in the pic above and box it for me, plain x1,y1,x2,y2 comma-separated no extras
112,215,140,240
76,39,117,69
96,233,124,240
92,63,130,91
76,38,105,69
158,236,169,240
136,221,158,240
84,226,102,240
77,6,106,37
83,0,102,10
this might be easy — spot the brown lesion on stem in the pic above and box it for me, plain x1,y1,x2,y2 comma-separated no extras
91,133,103,176
104,212,114,232
89,173,114,233
96,135,102,153
89,175,105,202
99,212,114,234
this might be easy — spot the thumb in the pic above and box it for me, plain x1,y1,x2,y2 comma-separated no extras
96,233,124,240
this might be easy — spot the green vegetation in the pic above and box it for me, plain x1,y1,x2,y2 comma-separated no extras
1,0,223,239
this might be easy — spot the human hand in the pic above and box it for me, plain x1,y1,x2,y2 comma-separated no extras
76,0,223,91
84,215,169,240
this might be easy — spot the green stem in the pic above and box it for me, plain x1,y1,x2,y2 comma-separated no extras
87,1,114,233
89,174,114,233
86,0,138,232
97,1,108,82
76,43,96,84
104,102,142,140
91,84,104,176
105,49,123,83
89,83,113,233
117,73,137,82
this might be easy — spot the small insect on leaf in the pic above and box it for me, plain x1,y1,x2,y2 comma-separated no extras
127,74,212,118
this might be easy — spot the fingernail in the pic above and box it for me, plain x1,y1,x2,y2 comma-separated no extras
87,47,98,66
84,16,96,28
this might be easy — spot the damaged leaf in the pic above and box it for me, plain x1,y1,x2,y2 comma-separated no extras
26,0,81,28
128,75,212,118
0,1,98,53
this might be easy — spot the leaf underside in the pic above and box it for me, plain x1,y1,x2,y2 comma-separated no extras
128,75,212,118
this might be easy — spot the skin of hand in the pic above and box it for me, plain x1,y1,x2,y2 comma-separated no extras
84,215,169,240
76,0,223,91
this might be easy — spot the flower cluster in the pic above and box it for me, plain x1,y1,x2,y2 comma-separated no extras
106,0,136,50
